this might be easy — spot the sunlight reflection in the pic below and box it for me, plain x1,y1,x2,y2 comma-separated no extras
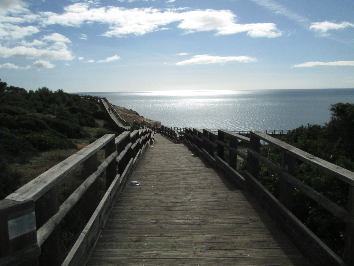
144,90,240,97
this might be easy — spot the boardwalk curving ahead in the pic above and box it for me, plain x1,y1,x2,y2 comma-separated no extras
87,134,309,265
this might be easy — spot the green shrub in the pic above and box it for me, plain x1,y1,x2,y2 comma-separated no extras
43,117,90,139
0,159,23,199
15,115,49,131
0,129,38,163
25,130,77,151
92,110,107,120
76,113,99,127
0,105,27,116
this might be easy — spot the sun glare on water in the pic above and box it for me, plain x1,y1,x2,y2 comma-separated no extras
145,90,239,97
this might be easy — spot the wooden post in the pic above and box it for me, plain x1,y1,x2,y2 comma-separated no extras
208,131,215,157
84,152,99,221
217,130,225,160
36,186,60,266
279,151,295,210
0,199,40,266
248,132,260,180
105,137,116,189
229,135,237,170
203,130,209,154
344,185,354,264
193,129,199,149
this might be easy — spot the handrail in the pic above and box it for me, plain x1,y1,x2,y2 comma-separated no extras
151,125,182,143
0,129,152,266
184,128,354,266
100,97,130,131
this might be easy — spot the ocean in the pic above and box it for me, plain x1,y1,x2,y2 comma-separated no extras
86,89,354,131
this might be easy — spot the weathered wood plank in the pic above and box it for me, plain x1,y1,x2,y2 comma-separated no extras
87,134,309,266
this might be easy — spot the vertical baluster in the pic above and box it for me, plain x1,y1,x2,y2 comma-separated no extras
279,151,295,210
84,152,99,221
36,186,60,266
203,130,209,155
344,185,354,265
208,131,215,157
229,135,237,170
217,130,225,160
0,199,40,266
248,132,260,180
105,137,117,189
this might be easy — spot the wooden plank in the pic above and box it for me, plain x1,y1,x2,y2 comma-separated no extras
87,134,309,266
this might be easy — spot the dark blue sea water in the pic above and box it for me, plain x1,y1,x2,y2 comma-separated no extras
86,89,354,131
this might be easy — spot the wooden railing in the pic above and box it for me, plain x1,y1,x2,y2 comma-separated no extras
80,95,130,132
0,129,152,266
184,128,354,266
146,125,182,144
99,98,130,131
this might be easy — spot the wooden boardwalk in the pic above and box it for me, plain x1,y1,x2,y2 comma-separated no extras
87,134,309,265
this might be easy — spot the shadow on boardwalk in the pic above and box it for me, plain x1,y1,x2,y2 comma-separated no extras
87,134,309,265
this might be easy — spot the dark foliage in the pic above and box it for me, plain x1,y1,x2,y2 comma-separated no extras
0,159,22,199
249,102,354,257
0,81,106,199
0,128,39,164
25,131,77,151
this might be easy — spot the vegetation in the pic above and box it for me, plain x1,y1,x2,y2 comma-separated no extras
0,81,150,262
245,102,354,257
0,82,116,198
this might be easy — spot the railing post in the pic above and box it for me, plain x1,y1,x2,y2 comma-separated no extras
248,132,260,180
36,186,60,266
208,131,215,157
0,199,40,266
280,151,295,210
344,185,354,264
203,130,209,154
229,135,237,170
192,129,199,149
217,130,225,160
84,152,99,221
105,137,116,189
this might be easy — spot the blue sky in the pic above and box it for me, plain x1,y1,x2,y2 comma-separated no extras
1,0,354,92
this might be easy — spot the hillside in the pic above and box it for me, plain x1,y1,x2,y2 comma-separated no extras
0,82,147,199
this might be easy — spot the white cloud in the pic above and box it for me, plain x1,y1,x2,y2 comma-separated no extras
177,53,189,56
43,33,71,43
98,55,121,62
33,60,55,69
293,61,354,68
310,21,354,33
0,24,39,40
176,54,257,65
80,34,88,40
0,0,28,11
78,56,84,60
0,45,74,61
20,39,46,47
41,4,281,38
0,62,29,69
178,10,281,37
87,59,95,63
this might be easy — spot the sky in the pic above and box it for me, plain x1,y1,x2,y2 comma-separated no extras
0,0,354,93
